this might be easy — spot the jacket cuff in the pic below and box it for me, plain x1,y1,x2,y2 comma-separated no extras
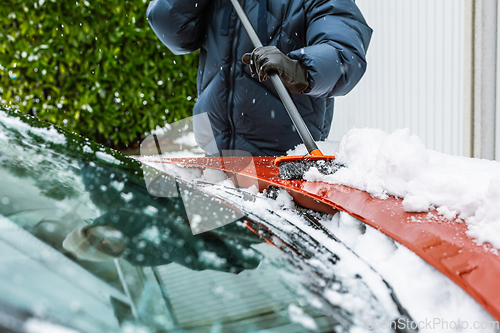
288,44,345,98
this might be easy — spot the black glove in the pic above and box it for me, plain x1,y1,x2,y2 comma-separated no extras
242,46,309,94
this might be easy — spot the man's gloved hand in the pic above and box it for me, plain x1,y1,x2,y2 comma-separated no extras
242,46,309,94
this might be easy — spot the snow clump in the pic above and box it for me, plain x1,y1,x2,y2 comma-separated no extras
295,128,500,249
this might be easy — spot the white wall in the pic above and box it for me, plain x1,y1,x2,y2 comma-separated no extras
329,0,465,156
497,0,500,161
473,0,497,160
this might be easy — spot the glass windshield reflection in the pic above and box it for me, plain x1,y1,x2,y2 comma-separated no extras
0,109,330,332
67,161,262,272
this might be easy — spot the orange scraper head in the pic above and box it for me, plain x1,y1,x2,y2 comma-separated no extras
273,153,343,180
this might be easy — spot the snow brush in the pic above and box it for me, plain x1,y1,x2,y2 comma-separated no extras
230,0,343,180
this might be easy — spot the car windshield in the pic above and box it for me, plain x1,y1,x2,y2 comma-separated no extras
0,107,335,332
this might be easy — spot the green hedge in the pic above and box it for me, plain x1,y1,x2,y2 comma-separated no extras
0,0,198,147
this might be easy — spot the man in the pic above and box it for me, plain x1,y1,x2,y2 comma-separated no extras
147,0,372,156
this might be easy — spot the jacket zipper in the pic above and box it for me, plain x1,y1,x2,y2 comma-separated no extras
227,12,240,152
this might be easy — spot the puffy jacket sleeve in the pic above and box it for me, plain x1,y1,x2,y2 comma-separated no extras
147,0,211,55
288,0,372,98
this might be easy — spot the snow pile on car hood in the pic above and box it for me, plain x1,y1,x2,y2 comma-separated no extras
296,128,500,249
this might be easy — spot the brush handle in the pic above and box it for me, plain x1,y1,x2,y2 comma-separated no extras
229,0,320,155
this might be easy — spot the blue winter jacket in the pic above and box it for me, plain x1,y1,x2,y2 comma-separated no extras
147,0,372,156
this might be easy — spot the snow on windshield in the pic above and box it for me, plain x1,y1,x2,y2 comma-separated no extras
0,110,66,145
